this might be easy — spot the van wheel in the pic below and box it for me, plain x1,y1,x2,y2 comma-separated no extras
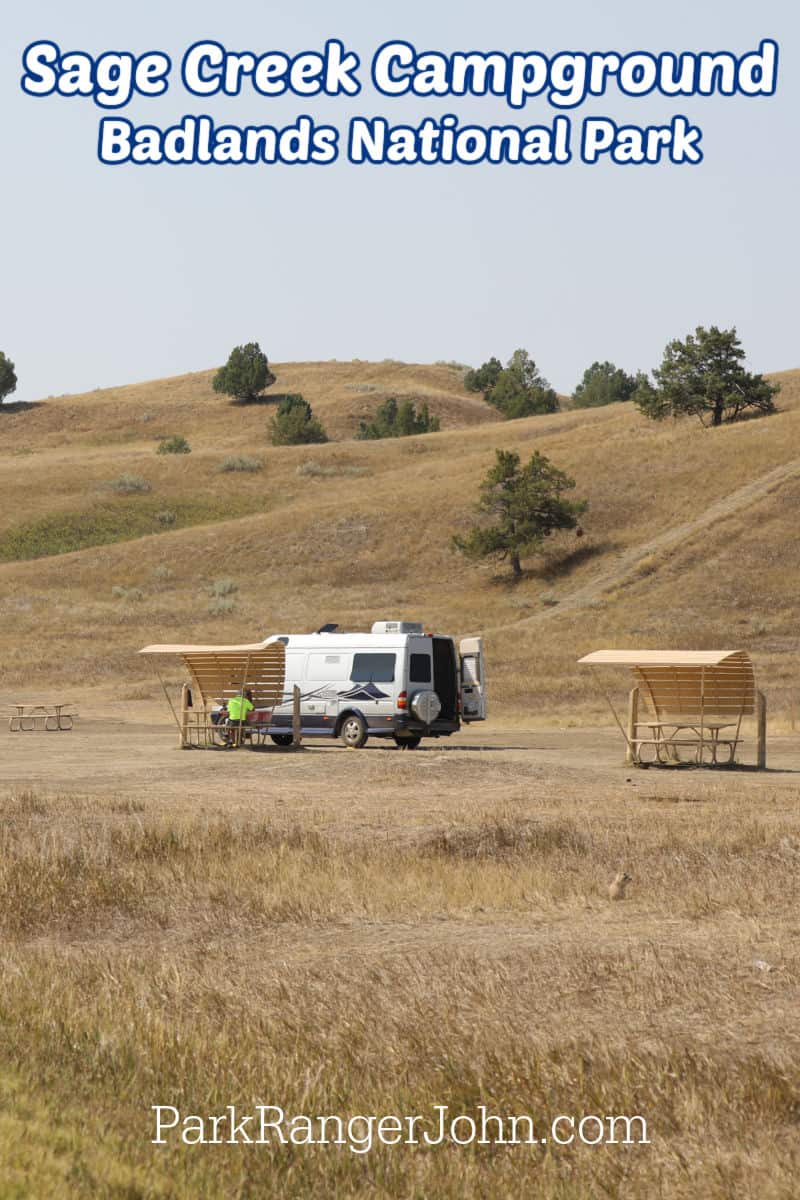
340,714,368,748
270,733,294,747
394,734,421,750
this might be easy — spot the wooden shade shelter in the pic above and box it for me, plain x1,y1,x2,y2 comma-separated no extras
140,638,288,746
578,650,765,768
140,638,286,708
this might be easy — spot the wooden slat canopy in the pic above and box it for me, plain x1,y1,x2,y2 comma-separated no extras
578,650,755,719
140,639,286,708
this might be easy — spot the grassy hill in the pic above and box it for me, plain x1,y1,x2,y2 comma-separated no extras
1,360,799,722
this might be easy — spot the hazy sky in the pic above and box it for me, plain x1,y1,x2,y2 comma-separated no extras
2,0,797,402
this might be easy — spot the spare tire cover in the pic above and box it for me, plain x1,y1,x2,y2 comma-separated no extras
410,690,441,723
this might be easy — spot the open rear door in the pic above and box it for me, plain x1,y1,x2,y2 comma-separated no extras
459,637,486,721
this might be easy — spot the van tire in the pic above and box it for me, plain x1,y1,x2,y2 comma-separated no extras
270,733,294,747
394,734,421,749
340,713,368,748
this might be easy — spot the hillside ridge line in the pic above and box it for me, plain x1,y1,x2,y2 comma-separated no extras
479,454,800,637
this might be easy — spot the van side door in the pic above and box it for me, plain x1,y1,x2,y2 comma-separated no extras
459,637,487,721
306,650,350,729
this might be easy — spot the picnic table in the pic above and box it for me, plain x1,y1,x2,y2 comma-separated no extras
634,719,740,765
8,702,76,732
578,650,766,769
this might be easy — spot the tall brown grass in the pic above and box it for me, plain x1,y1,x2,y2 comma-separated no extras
1,784,799,1197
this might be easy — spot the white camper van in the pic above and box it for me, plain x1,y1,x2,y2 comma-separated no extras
268,621,486,748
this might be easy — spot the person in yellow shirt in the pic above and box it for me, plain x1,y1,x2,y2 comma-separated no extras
224,689,254,748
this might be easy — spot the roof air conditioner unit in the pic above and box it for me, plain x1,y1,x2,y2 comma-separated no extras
371,621,424,635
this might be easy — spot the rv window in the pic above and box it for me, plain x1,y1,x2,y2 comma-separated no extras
307,652,349,681
351,653,395,683
409,653,432,684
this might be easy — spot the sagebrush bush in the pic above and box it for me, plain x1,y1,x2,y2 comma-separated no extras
107,474,151,495
111,585,144,601
296,461,370,479
218,455,264,473
156,435,191,455
208,596,235,616
209,578,238,597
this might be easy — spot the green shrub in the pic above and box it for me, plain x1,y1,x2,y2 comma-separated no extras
488,351,558,419
357,398,440,440
218,455,264,473
465,351,558,419
571,362,638,408
156,435,191,455
270,395,328,446
464,358,502,394
156,510,177,526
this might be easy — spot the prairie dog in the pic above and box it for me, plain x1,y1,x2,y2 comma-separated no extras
609,871,633,901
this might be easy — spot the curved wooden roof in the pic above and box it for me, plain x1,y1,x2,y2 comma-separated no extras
140,638,286,708
579,650,756,718
578,650,747,667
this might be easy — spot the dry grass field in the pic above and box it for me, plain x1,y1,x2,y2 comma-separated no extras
1,360,800,1197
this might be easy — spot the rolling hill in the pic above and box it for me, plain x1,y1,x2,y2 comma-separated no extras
1,360,799,723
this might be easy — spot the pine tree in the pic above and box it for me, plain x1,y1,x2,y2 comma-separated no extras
453,449,587,578
636,326,778,426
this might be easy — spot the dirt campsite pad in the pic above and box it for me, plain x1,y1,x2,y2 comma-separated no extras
2,711,800,821
2,711,800,1197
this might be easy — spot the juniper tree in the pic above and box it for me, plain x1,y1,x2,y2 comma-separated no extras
572,361,637,408
213,342,275,404
487,350,558,419
0,352,17,404
464,357,503,396
269,395,328,445
357,397,440,439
